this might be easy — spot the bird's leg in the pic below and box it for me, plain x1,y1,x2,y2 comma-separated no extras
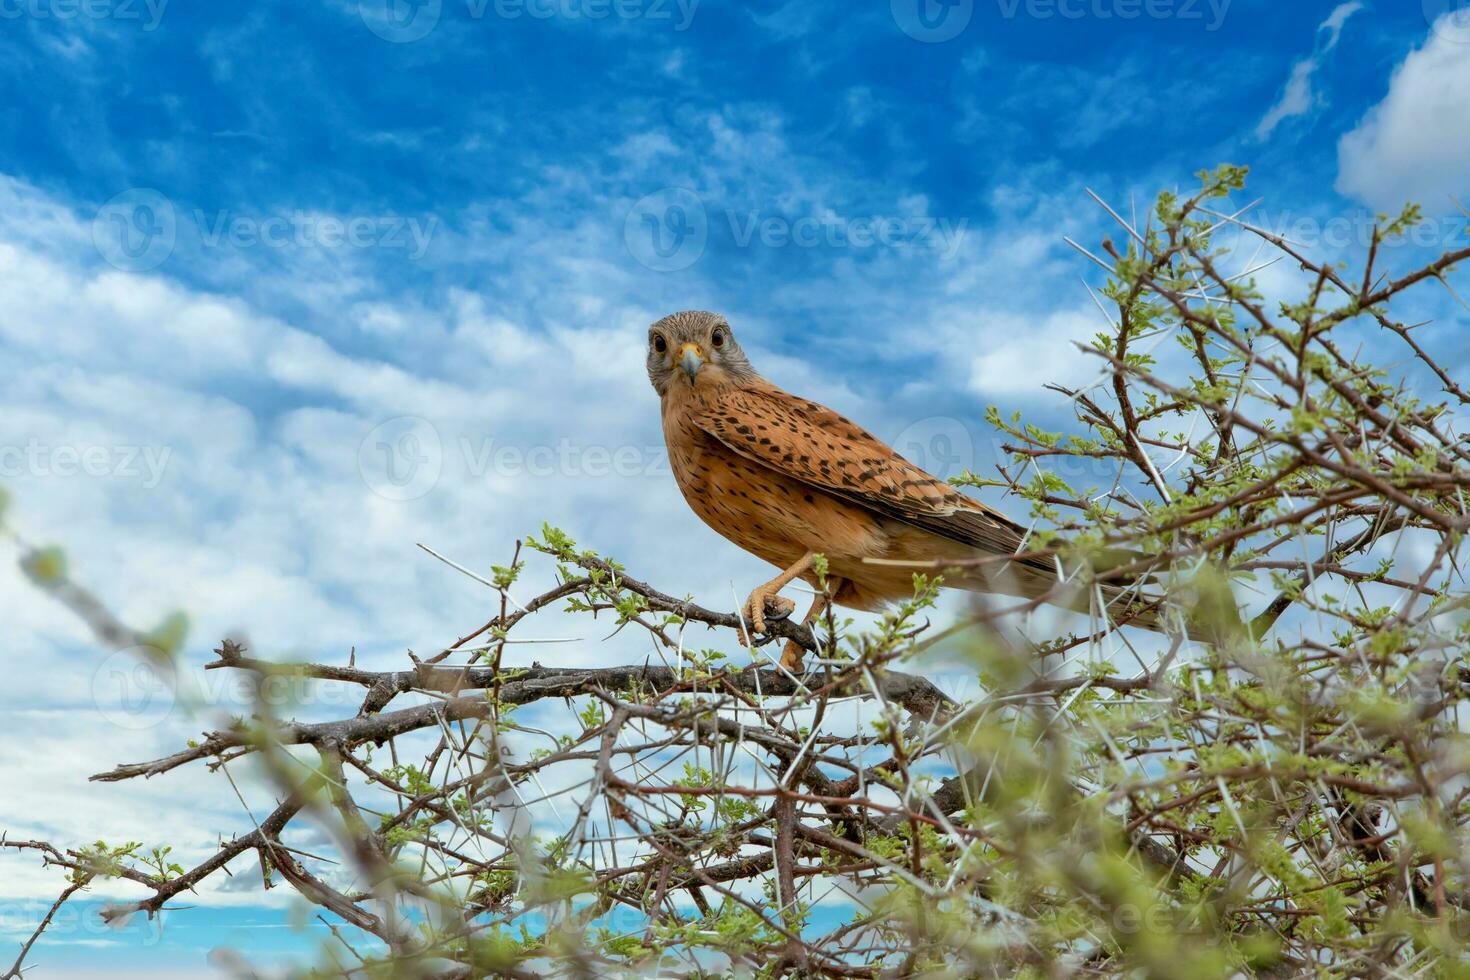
780,588,834,673
742,552,814,639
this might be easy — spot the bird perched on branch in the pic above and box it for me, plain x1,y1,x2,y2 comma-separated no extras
648,310,1159,671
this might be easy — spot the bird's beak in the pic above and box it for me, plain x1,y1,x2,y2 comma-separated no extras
678,343,705,381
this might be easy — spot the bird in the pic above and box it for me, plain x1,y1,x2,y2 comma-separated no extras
648,310,1160,671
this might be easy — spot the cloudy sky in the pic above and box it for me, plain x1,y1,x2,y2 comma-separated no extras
2,0,1469,973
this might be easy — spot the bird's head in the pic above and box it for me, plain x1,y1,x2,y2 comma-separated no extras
646,310,757,396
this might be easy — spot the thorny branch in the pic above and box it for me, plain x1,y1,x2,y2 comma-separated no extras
5,168,1470,977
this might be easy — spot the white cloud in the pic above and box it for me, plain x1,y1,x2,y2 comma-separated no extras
1255,1,1363,141
1319,1,1364,48
0,162,981,906
967,309,1109,398
1337,16,1470,209
0,173,741,904
0,106,1150,911
1255,60,1318,141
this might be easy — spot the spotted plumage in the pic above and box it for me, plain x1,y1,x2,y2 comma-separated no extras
647,310,1147,669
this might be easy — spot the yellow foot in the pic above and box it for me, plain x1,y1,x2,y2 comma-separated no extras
742,589,796,637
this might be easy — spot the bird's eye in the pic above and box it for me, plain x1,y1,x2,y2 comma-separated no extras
652,334,667,354
711,329,726,349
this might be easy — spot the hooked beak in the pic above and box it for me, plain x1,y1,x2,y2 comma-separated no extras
678,343,705,381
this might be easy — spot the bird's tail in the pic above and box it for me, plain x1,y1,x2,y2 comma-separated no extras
955,550,1260,643
952,550,1173,633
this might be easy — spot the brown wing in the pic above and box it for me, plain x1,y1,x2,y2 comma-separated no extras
692,383,1030,558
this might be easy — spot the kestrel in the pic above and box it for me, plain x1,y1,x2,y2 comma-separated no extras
648,310,1155,671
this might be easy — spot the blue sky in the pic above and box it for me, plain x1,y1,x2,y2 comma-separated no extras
2,0,1469,974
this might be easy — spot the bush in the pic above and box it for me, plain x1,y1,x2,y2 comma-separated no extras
6,167,1470,978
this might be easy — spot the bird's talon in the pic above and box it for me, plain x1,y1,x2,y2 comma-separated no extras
742,590,795,637
750,593,795,630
